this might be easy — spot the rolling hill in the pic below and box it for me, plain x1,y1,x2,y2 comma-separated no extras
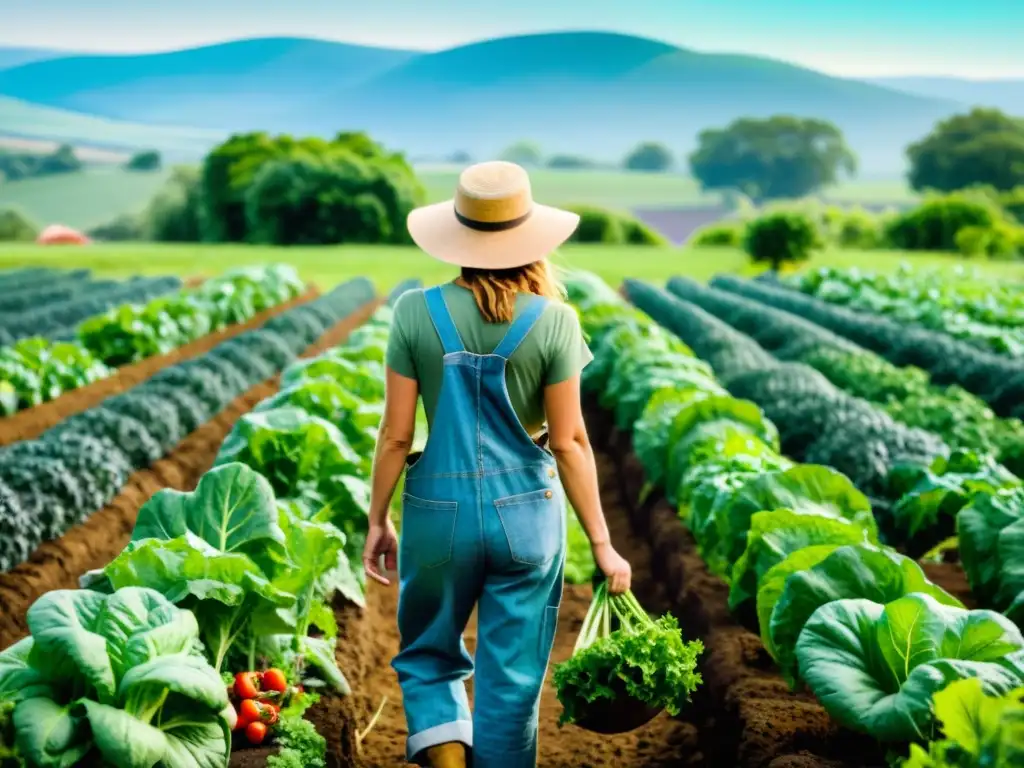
0,32,965,172
0,96,223,158
867,76,1024,114
0,46,79,71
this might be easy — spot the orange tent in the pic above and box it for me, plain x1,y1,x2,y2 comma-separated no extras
37,224,90,245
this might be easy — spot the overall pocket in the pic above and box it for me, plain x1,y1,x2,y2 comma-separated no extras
494,488,563,566
400,493,458,569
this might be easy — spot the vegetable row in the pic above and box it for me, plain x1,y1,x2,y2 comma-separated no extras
0,277,375,573
566,272,1024,758
0,265,303,417
0,273,181,344
791,265,1024,358
628,279,1024,624
667,275,1024,478
0,279,396,767
711,274,1024,420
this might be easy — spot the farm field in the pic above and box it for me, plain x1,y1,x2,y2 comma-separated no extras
2,262,1024,766
0,164,920,231
2,242,1023,294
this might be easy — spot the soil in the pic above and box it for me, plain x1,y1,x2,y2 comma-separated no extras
0,297,380,650
589,410,887,768
316,444,705,768
0,287,321,446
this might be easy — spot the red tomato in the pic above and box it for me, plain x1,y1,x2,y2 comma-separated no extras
238,699,261,726
234,672,261,700
262,668,288,693
246,721,267,745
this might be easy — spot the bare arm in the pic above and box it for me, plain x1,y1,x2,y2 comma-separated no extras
546,374,632,593
544,375,610,548
368,367,419,528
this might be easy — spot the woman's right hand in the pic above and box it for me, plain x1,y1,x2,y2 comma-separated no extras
592,542,632,594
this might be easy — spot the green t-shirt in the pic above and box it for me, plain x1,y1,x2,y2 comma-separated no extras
386,284,593,435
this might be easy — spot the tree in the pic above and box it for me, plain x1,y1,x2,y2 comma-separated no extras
145,166,203,242
499,141,543,167
546,154,595,169
243,146,421,246
623,142,674,172
0,207,39,242
126,150,162,171
743,211,821,271
34,144,82,176
907,109,1024,193
688,116,856,201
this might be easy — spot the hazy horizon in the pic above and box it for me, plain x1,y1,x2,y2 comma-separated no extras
2,0,1020,78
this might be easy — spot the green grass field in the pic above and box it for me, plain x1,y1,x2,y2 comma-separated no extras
0,165,920,232
1,243,1020,293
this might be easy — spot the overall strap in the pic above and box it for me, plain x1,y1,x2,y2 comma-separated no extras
424,286,465,354
492,296,548,360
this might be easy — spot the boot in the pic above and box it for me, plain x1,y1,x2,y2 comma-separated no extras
426,742,467,768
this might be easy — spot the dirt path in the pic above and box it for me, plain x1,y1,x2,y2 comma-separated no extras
341,451,704,767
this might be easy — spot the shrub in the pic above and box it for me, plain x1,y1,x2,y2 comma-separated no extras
955,223,1023,259
570,206,625,244
145,166,203,242
0,207,39,241
690,221,744,247
998,186,1024,223
743,211,822,271
884,193,1004,251
826,207,883,248
88,213,145,241
565,205,666,245
126,150,162,171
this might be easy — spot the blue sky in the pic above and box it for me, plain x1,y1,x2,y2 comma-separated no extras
2,0,1019,78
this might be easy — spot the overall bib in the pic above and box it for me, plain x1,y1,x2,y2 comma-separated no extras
393,286,566,767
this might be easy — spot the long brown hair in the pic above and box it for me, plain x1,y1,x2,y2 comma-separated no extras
460,260,564,323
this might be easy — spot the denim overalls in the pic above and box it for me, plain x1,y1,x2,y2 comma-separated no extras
393,286,566,767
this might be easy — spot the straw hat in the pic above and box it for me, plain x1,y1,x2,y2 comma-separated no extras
407,161,580,269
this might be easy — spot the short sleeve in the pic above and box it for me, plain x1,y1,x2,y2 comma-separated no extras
385,292,418,379
543,303,594,386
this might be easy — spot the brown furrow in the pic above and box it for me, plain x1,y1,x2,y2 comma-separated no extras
0,297,381,650
0,287,321,446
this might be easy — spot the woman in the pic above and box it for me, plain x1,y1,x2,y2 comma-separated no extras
362,161,632,768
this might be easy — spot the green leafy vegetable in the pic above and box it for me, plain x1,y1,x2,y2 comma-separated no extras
759,544,963,685
903,679,1024,767
795,593,1024,741
0,587,230,768
553,583,702,726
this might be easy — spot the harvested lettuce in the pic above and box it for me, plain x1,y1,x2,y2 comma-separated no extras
553,583,702,726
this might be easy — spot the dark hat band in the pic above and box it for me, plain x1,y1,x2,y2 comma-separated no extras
455,208,533,232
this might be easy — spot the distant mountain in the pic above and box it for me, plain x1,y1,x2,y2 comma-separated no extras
0,32,966,172
866,76,1024,115
0,46,79,71
0,38,418,128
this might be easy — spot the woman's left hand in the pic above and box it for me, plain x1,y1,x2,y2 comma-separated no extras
363,520,399,586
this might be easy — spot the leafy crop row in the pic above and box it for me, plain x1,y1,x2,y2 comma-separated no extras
0,277,375,573
711,275,1024,420
0,266,303,416
667,275,1024,477
0,278,391,767
569,273,1024,752
792,265,1024,357
0,275,181,344
624,278,947,508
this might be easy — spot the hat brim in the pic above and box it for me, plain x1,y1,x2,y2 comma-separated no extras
407,200,580,270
